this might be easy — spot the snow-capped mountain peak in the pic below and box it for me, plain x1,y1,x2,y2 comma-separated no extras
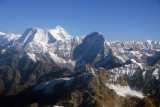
49,26,72,41
8,26,84,68
0,32,5,35
88,32,101,37
145,40,152,45
0,32,21,45
16,26,72,46
55,25,65,31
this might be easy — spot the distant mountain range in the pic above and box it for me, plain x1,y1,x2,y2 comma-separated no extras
0,26,160,107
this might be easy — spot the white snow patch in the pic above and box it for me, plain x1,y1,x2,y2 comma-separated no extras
143,71,146,76
146,40,152,45
106,83,144,98
35,77,73,94
106,42,110,45
131,59,143,69
49,51,66,63
145,53,153,56
152,69,160,79
49,51,75,67
1,49,6,54
27,53,37,62
116,55,126,63
0,32,5,35
53,106,64,107
130,51,142,59
156,49,160,51
112,52,126,63
109,64,139,82
91,68,95,75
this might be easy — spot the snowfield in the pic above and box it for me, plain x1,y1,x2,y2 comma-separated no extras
35,77,73,93
106,83,144,98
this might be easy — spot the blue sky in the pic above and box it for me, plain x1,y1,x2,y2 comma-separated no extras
0,0,160,42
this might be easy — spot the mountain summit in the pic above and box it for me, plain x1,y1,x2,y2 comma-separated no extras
16,26,72,47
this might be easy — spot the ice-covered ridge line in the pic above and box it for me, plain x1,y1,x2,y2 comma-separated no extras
152,69,160,79
106,83,144,98
49,51,76,66
131,59,143,69
49,25,72,41
27,53,37,62
109,63,140,82
107,40,160,51
35,77,73,94
0,32,22,45
107,40,160,44
1,49,6,54
145,53,153,56
0,32,5,35
16,26,73,47
0,32,21,36
130,51,142,57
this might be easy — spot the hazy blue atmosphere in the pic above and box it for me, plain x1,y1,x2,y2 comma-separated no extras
0,0,160,42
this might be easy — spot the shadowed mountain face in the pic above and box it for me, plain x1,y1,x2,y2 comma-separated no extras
0,26,160,107
73,32,105,70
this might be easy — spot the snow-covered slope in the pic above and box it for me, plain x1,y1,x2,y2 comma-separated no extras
0,32,21,45
104,40,160,68
35,77,73,93
13,26,84,68
124,40,160,50
106,83,144,98
16,26,72,47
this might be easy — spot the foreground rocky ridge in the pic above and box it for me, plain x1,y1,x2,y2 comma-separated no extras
0,26,160,106
0,65,159,107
